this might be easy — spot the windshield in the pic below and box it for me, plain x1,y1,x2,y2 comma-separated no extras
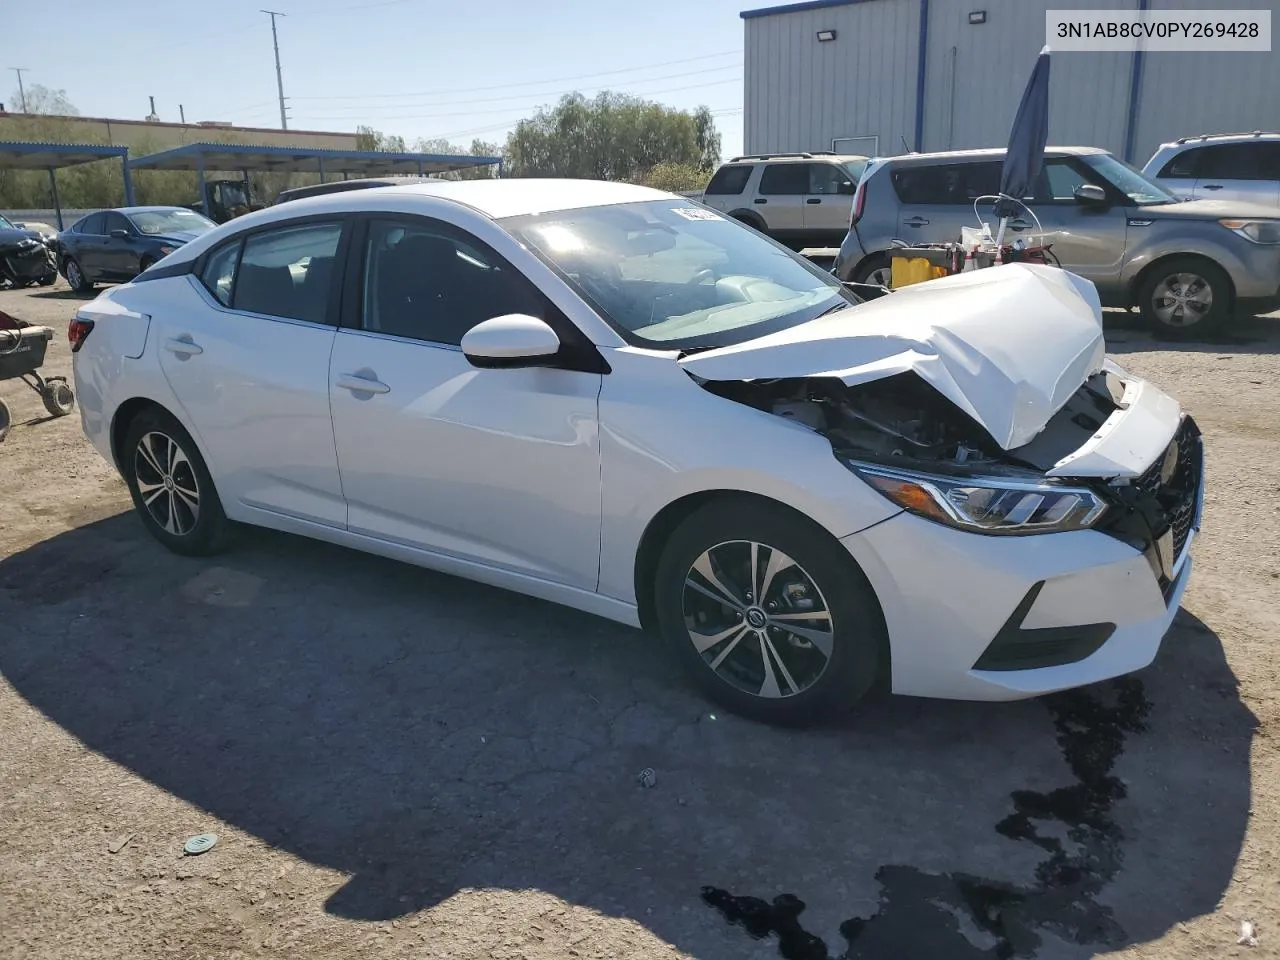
0,215,12,228
505,199,853,349
1084,154,1177,205
128,209,216,235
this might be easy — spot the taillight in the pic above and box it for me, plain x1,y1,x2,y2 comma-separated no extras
68,318,94,352
851,181,867,226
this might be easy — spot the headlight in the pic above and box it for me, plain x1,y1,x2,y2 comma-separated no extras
849,463,1107,535
1219,219,1280,244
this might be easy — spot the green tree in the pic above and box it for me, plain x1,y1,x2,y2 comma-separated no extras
355,125,406,152
503,92,720,181
8,83,78,116
641,160,712,194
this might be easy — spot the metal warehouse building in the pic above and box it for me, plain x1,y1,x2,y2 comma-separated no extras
742,0,1280,164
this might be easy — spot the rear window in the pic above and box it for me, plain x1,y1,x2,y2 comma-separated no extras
1159,147,1205,179
80,213,106,235
1197,142,1268,180
705,165,752,196
891,162,1003,205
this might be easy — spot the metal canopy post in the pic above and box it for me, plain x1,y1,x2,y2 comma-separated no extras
318,157,325,183
197,154,209,216
47,168,63,230
497,158,505,179
122,155,135,205
417,160,424,176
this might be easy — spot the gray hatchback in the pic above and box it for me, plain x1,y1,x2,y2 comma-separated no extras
833,147,1280,337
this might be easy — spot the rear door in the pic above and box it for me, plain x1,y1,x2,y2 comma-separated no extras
1152,146,1202,201
889,161,1002,244
756,163,808,239
1192,142,1277,206
803,162,858,242
155,219,348,527
72,212,108,279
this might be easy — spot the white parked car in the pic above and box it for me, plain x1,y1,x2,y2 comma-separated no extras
70,180,1202,725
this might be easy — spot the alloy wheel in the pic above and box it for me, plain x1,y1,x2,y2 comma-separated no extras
867,265,892,288
681,540,835,699
1151,271,1213,327
66,260,82,289
134,431,201,536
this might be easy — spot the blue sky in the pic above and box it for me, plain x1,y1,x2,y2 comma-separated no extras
6,0,752,158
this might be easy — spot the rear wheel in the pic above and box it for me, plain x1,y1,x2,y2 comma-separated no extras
65,258,93,294
40,378,75,417
122,407,231,556
852,253,892,288
654,497,886,726
1137,256,1232,340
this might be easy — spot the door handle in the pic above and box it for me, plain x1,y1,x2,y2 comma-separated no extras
1008,218,1030,231
335,373,390,395
1202,183,1223,190
754,198,768,204
164,337,203,357
806,198,822,204
903,217,930,227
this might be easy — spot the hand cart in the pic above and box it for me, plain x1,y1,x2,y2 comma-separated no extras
0,309,75,442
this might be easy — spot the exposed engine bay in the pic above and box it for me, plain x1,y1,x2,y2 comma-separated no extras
698,367,1127,476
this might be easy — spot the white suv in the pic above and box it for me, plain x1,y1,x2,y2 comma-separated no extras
700,153,868,249
1143,132,1280,208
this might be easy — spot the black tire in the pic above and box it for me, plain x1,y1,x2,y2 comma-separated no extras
653,497,886,726
64,258,93,294
40,378,75,417
730,211,767,232
0,397,11,442
122,406,232,556
852,253,892,288
37,272,56,287
138,257,155,275
1137,256,1232,340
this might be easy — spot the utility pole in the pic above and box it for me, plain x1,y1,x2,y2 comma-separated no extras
10,68,29,112
261,10,288,130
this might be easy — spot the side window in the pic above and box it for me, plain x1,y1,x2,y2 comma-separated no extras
80,213,106,235
892,163,1003,204
103,212,131,235
809,163,850,195
232,222,342,324
200,241,240,307
758,164,808,195
705,165,752,196
1043,159,1095,201
362,219,545,346
1199,143,1263,180
1160,148,1204,179
1261,142,1280,177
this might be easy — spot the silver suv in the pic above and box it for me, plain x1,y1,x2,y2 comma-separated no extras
1143,132,1280,208
701,152,868,250
834,147,1280,338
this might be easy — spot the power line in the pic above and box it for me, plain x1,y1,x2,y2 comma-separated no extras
290,64,741,117
288,50,740,102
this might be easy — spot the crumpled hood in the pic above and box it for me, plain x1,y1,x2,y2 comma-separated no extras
679,262,1105,450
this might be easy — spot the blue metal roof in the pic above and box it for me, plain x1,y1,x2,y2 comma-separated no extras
0,141,129,170
741,0,878,19
128,141,502,175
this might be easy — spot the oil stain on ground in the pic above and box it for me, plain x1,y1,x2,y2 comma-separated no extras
702,677,1151,959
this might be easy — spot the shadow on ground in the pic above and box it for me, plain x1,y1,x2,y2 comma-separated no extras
0,514,1256,958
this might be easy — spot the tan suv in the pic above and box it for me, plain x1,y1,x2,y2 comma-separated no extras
700,152,868,250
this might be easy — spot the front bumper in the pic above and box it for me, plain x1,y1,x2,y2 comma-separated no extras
842,513,1193,701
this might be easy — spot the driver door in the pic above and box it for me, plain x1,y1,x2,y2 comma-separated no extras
1029,158,1128,296
328,216,604,589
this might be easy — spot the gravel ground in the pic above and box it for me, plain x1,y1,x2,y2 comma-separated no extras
1,279,1278,960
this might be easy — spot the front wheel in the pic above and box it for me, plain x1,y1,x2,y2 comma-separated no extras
654,498,886,726
122,407,231,556
1137,257,1232,340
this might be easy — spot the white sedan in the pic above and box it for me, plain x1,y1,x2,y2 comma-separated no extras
70,180,1202,725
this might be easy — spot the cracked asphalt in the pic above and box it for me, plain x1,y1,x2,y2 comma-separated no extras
2,281,1278,959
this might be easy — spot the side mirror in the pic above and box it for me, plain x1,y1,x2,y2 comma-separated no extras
461,314,561,369
837,180,857,195
109,228,130,239
1073,184,1109,208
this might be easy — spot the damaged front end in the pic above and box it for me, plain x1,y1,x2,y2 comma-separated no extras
694,363,1202,592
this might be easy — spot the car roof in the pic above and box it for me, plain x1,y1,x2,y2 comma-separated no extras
1158,131,1280,150
724,154,868,164
877,146,1108,167
114,205,205,215
267,178,675,220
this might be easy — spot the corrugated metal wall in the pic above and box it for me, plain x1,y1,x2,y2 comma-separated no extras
1132,0,1280,163
743,0,1280,165
921,0,1136,155
744,0,921,155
